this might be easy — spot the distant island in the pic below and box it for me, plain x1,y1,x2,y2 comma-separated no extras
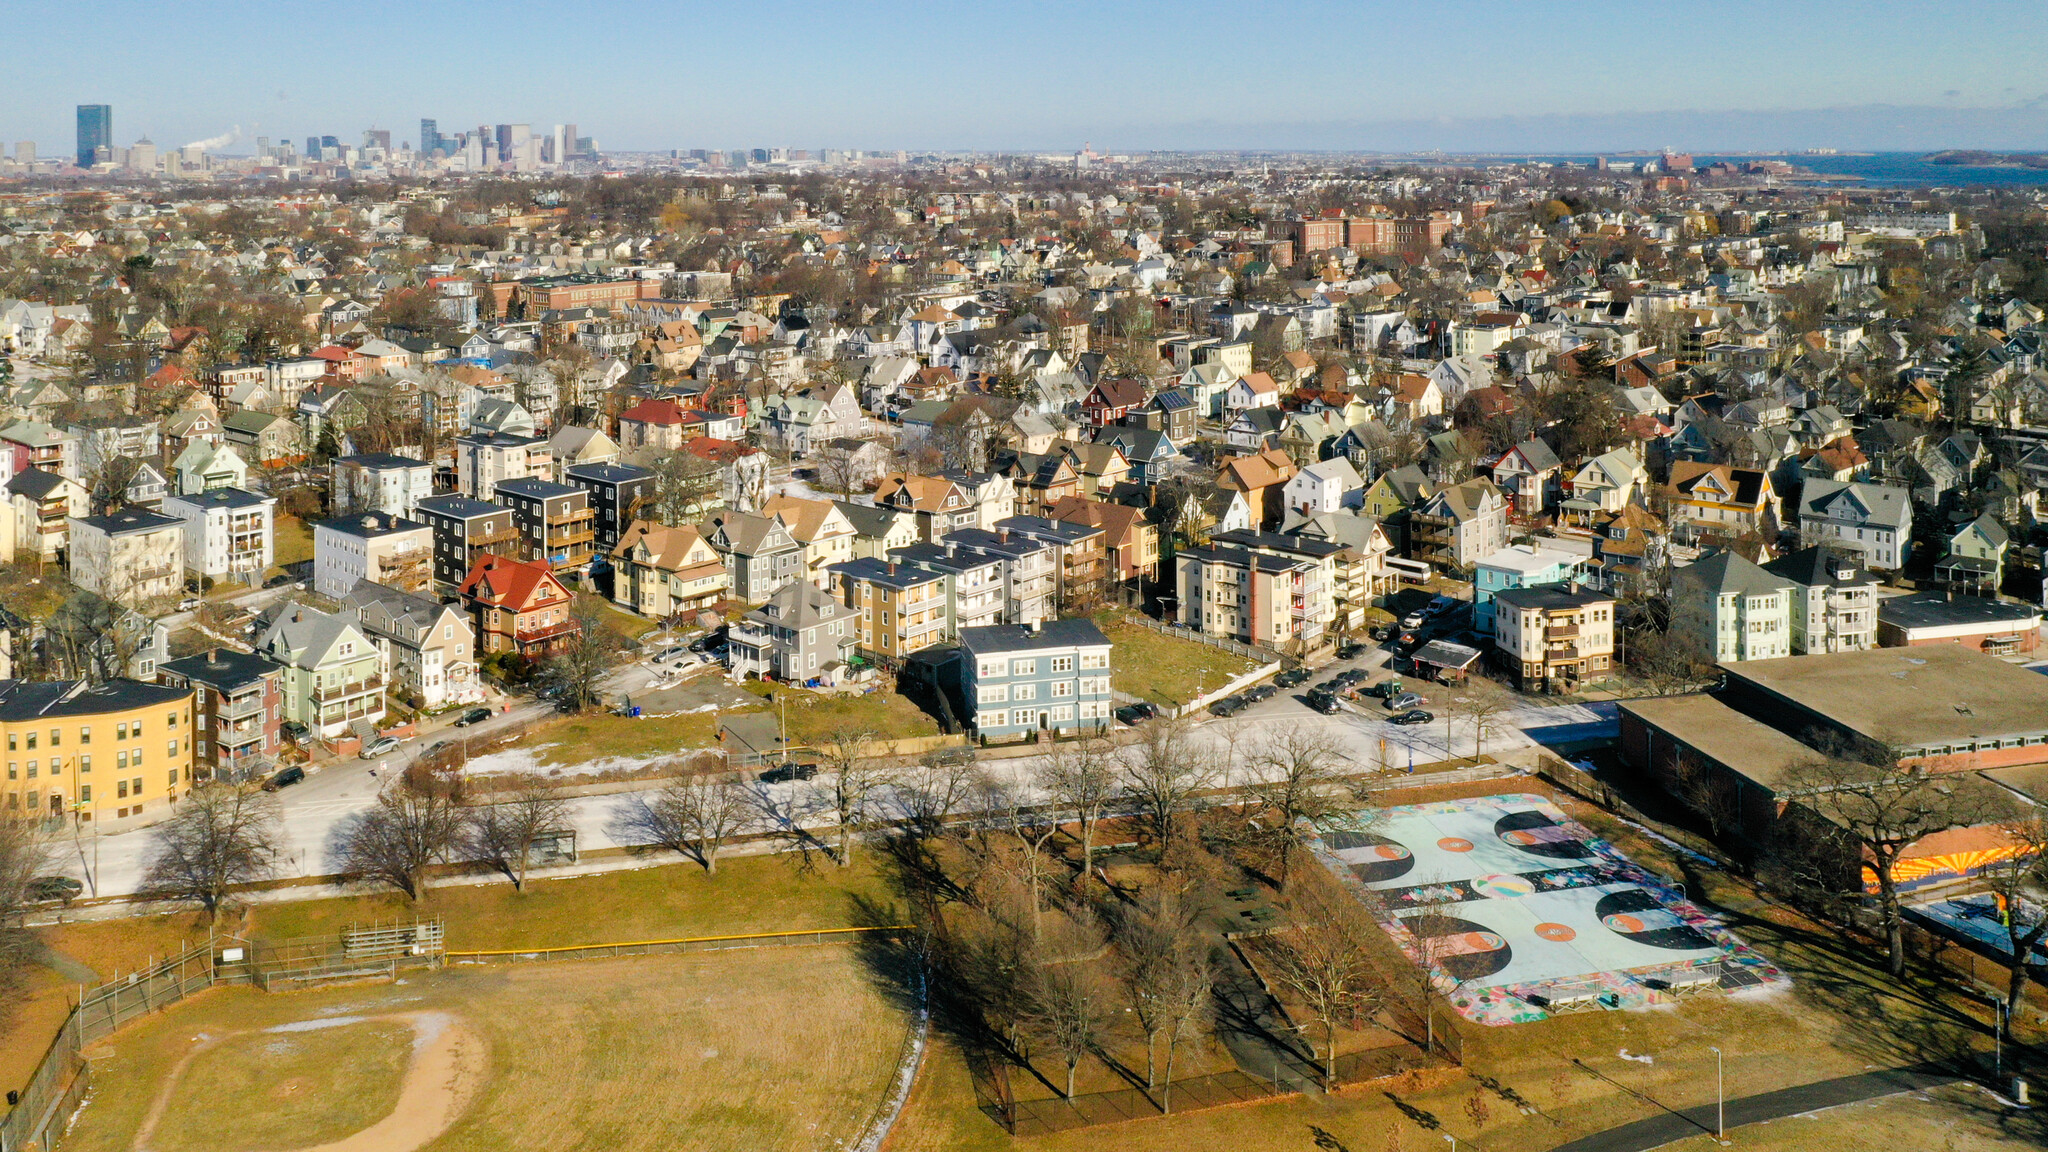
1925,150,2048,169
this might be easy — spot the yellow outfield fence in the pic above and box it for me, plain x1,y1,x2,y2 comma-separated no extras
444,925,914,964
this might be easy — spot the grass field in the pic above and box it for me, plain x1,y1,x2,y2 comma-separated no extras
501,710,723,765
738,680,940,746
1095,613,1260,707
271,515,314,570
147,1019,413,1152
60,946,910,1152
576,592,658,641
243,851,895,951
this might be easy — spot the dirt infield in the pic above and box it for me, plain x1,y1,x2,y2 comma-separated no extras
130,1013,484,1152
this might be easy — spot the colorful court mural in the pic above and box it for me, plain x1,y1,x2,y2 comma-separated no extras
1310,793,1788,1026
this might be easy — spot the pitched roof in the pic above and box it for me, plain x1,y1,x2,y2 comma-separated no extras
459,553,570,609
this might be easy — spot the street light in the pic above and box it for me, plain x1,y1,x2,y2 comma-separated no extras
1441,1134,1457,1151
1709,1045,1724,1142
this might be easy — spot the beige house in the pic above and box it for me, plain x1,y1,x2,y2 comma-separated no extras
340,582,481,710
1491,583,1617,692
760,495,858,589
610,520,729,621
69,507,185,608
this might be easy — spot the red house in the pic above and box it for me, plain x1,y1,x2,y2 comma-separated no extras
458,553,578,658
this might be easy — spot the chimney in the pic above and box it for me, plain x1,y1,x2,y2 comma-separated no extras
207,648,220,666
1029,619,1042,633
999,527,1010,543
887,561,896,575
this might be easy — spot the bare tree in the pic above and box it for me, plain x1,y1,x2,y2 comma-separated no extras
0,818,53,1036
623,767,753,874
1975,813,2048,1017
812,435,877,499
1039,735,1117,884
1669,753,1741,841
1459,691,1515,764
542,602,627,713
1785,741,2012,976
46,589,161,685
890,749,980,839
1114,889,1210,1091
1247,727,1352,887
813,725,887,867
1119,718,1218,847
135,784,282,922
1026,914,1113,1099
331,779,464,902
646,447,727,523
981,771,1062,941
1256,881,1382,1082
463,779,572,890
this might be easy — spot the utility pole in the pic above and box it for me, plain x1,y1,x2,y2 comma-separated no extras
1709,1045,1724,1142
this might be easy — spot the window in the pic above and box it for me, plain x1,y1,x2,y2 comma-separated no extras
1051,705,1074,722
1012,658,1037,676
79,756,89,773
170,712,180,729
24,733,34,751
132,777,142,796
167,740,178,758
79,784,90,803
1010,708,1035,726
1049,655,1074,673
1012,683,1037,701
1051,680,1074,697
117,779,128,798
981,685,1008,703
24,761,34,779
168,770,178,788
977,657,1005,677
116,723,127,741
1080,651,1108,669
48,729,58,747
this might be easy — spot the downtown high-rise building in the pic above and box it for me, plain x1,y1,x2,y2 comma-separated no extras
420,118,441,157
76,104,111,168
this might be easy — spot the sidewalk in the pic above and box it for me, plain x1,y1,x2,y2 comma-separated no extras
1546,1063,1963,1152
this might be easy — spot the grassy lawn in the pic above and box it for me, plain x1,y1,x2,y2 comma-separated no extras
578,592,658,641
0,966,77,1101
149,1019,412,1152
38,911,219,979
61,947,908,1152
271,514,314,569
738,680,940,746
501,710,724,767
246,851,896,951
1094,612,1260,707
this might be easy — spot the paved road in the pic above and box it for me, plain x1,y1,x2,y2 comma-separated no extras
46,630,1606,904
1547,1064,1963,1152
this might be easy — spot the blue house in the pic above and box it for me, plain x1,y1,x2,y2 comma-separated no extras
1472,543,1586,631
1090,425,1178,483
953,619,1114,740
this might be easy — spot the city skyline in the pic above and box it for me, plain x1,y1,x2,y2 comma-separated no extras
5,1,2048,154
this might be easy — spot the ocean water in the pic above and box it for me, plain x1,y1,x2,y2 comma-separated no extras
1472,152,2048,188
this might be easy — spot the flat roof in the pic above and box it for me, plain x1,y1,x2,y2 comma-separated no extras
1878,591,2041,632
1722,646,2048,748
1621,693,1817,792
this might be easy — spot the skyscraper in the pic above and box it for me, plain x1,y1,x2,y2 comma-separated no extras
76,104,111,168
420,118,440,157
363,128,392,153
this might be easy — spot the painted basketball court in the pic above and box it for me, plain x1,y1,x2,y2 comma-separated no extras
1310,793,1786,1025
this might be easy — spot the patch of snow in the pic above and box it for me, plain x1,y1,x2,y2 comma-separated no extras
268,1015,366,1033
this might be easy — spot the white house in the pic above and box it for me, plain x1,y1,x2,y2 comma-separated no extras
331,453,434,519
313,513,434,599
68,507,185,608
162,487,276,586
1282,457,1364,517
1796,479,1912,570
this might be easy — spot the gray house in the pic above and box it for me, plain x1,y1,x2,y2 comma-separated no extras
727,580,861,683
701,510,805,602
952,619,1114,741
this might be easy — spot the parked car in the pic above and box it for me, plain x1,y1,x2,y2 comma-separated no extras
1389,709,1434,726
1115,702,1158,726
687,628,729,654
1369,625,1394,642
453,707,493,727
1313,679,1344,694
1334,669,1367,687
1336,642,1366,660
280,720,309,742
1385,692,1429,711
361,735,401,759
1400,611,1426,629
759,762,819,784
177,596,201,612
27,876,83,904
1306,689,1344,715
261,765,306,792
1243,684,1278,702
653,645,690,663
1275,668,1311,689
1425,595,1458,617
1208,696,1249,717
1364,678,1404,699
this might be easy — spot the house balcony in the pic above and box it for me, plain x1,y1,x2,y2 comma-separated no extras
1545,622,1579,640
311,674,383,703
514,619,579,647
219,693,267,721
1543,645,1580,664
471,527,521,549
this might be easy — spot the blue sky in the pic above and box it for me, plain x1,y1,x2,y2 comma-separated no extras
8,0,2048,154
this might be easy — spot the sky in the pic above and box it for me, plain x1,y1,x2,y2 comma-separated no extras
8,0,2048,156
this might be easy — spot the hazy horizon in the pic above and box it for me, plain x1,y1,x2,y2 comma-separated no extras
8,1,2048,156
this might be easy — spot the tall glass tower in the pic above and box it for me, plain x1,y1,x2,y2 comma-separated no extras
76,105,111,168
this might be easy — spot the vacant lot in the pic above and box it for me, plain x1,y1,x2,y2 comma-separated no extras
61,946,910,1152
737,679,941,746
500,709,723,766
576,592,658,641
1095,614,1259,707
